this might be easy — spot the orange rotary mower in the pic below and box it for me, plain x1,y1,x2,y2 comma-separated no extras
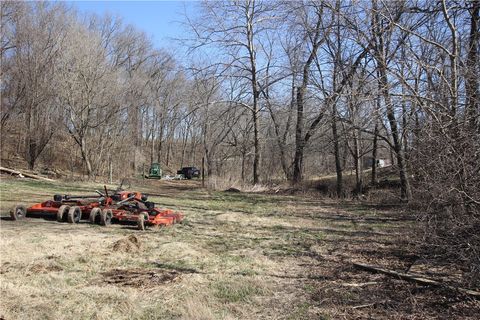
10,188,183,231
10,189,112,224
107,191,183,230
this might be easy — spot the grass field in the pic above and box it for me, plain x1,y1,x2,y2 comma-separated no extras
0,176,478,319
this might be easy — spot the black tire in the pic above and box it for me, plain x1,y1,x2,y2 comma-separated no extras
57,205,70,222
10,204,27,221
100,209,112,226
88,207,102,224
137,213,146,231
67,206,81,223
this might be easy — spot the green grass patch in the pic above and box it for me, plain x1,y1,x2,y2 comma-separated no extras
212,279,264,303
235,269,259,276
149,191,281,216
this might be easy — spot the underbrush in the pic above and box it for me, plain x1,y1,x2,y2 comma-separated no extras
411,125,480,288
283,167,402,204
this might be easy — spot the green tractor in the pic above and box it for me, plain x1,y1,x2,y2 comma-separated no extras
145,163,162,179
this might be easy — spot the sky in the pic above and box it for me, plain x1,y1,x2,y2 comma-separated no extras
71,1,198,50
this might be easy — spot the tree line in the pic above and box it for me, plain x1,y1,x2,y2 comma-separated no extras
1,0,478,191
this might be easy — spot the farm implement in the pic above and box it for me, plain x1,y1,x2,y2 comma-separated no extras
10,188,183,231
109,191,183,231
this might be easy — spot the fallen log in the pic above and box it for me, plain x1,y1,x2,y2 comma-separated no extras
0,166,55,182
353,262,480,298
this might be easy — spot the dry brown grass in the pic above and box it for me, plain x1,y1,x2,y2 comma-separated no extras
0,176,478,319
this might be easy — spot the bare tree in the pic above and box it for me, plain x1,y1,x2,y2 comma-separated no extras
290,1,327,184
371,0,412,200
56,21,121,177
185,0,281,184
465,0,479,128
1,2,69,169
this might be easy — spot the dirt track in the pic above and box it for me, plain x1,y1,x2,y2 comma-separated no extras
0,178,478,319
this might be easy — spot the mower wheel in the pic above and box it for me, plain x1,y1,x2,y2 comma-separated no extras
89,207,102,224
10,204,27,221
67,206,82,223
57,205,70,222
100,209,112,226
137,213,146,231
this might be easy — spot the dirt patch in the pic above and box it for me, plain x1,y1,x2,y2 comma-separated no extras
102,268,179,288
112,235,142,253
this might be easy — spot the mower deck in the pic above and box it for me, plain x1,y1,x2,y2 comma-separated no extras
10,188,184,231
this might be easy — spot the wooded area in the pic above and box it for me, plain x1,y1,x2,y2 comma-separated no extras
1,0,479,286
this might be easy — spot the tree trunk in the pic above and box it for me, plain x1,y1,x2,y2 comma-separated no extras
190,135,197,166
402,96,409,161
206,150,213,177
373,0,411,201
25,105,36,170
371,121,379,185
378,64,411,201
252,98,260,184
441,0,459,119
293,85,306,184
150,118,156,165
150,138,155,166
353,129,362,195
292,12,323,184
245,2,260,185
80,137,93,177
180,126,189,168
157,117,165,163
466,0,479,128
130,104,140,175
166,137,171,167
332,104,343,197
241,149,246,182
265,84,294,180
27,139,37,170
